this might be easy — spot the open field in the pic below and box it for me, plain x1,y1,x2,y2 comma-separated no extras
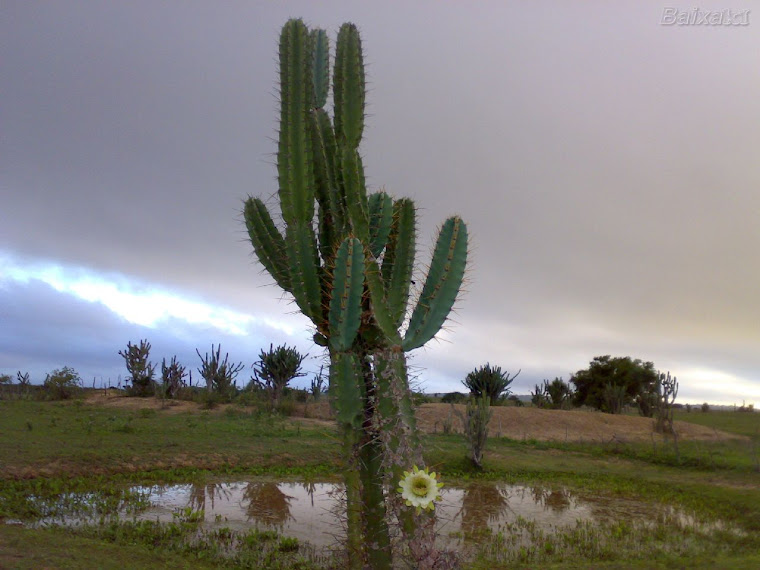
1,394,759,568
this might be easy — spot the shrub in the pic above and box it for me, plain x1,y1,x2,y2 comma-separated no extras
119,339,156,396
43,367,82,400
441,391,467,404
507,394,524,407
462,364,520,405
701,402,710,413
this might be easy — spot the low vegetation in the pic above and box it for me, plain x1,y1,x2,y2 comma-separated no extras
1,393,758,568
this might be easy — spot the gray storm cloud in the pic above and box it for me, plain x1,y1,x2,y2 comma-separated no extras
2,1,758,402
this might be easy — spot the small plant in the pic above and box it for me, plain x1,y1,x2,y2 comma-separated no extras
456,394,492,469
196,344,244,401
442,404,455,434
119,339,156,397
309,365,325,400
251,344,307,408
463,364,520,405
160,356,187,399
654,371,678,434
43,366,82,400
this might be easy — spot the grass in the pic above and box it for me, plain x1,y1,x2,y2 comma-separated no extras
673,408,760,438
0,399,340,478
1,397,759,568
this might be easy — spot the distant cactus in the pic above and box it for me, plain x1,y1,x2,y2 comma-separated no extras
532,377,573,409
119,339,156,397
160,356,186,399
455,394,492,469
463,364,519,406
251,344,307,407
243,19,467,568
654,371,678,434
196,344,244,401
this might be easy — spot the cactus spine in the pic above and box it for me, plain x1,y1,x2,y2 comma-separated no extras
244,19,468,569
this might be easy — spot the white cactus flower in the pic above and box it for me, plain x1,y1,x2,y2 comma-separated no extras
397,465,443,513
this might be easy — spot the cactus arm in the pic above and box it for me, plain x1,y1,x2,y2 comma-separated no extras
368,191,393,259
330,351,364,428
310,28,329,109
311,109,341,261
403,216,468,351
365,259,402,345
277,19,315,225
333,23,365,150
381,198,416,328
340,148,370,241
329,237,364,351
243,197,292,292
284,222,323,325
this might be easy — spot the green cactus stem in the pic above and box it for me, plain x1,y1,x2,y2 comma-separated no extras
243,18,468,569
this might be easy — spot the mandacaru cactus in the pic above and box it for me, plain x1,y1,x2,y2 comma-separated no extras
244,19,467,569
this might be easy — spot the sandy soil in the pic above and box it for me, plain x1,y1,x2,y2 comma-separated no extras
84,392,743,444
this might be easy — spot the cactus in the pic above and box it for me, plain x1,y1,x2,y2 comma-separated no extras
243,19,468,569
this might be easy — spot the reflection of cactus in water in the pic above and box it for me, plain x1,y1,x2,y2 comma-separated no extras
243,482,295,528
187,483,233,512
243,18,468,569
530,486,571,513
458,483,511,536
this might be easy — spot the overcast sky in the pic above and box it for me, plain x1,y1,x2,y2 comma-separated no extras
2,1,758,404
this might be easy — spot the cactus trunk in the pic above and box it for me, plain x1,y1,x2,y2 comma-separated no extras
243,19,468,568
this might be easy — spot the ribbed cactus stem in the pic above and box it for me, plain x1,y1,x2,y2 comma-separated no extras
243,18,468,568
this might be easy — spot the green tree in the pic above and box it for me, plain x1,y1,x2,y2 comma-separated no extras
43,366,82,400
462,364,520,405
570,355,658,414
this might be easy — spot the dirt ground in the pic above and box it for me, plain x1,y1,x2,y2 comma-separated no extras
85,392,743,444
414,403,745,443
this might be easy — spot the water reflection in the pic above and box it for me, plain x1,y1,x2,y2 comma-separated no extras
187,482,233,512
25,480,737,551
529,485,571,512
458,483,511,535
242,482,294,528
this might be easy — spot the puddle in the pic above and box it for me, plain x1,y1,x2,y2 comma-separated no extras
16,480,738,548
